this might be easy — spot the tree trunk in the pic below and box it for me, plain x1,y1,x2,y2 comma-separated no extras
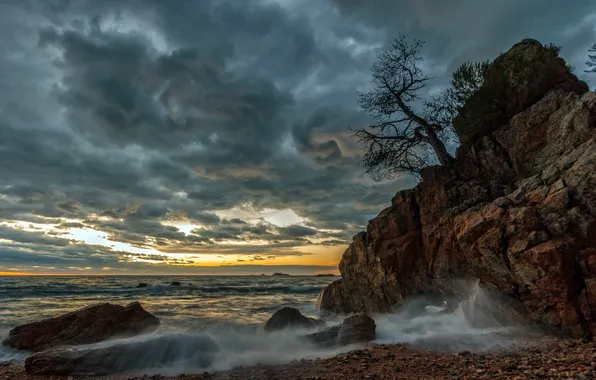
423,125,454,165
392,95,454,166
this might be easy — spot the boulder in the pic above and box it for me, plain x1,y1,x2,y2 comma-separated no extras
25,333,219,376
303,326,341,347
318,39,596,338
3,302,160,352
264,307,324,331
170,281,181,286
337,314,376,345
303,314,376,347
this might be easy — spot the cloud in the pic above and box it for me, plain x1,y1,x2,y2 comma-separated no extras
0,225,72,247
0,0,594,273
278,225,318,238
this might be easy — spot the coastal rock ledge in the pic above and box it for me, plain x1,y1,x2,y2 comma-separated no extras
318,39,596,338
3,302,160,352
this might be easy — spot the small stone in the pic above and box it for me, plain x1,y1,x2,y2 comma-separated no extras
494,197,510,208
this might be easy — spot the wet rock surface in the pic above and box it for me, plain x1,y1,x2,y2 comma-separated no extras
303,314,376,347
337,315,376,346
24,334,219,376
2,302,160,352
264,307,324,332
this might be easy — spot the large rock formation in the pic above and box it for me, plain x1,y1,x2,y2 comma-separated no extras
3,302,160,352
318,40,596,338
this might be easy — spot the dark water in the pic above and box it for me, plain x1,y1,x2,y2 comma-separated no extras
0,275,333,334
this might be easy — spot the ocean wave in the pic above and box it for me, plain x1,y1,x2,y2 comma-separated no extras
0,345,26,362
193,285,323,294
1,284,324,298
2,281,535,376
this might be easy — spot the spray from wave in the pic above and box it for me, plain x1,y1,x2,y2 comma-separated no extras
2,280,536,375
375,281,531,353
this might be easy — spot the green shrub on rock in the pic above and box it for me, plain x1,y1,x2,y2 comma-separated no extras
453,39,588,151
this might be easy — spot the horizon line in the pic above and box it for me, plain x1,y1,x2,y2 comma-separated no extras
0,273,340,277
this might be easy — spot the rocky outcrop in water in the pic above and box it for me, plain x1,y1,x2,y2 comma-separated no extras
318,39,596,338
24,333,219,376
3,302,160,351
264,307,324,331
337,314,377,345
304,314,376,347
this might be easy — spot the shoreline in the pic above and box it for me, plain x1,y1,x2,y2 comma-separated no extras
2,337,594,380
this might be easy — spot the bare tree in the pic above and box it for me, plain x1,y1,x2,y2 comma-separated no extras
587,43,596,73
355,35,454,180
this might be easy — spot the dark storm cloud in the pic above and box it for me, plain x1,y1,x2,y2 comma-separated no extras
278,225,318,238
0,0,595,273
0,225,72,247
330,0,596,84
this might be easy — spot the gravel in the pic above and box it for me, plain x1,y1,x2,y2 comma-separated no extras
1,336,594,380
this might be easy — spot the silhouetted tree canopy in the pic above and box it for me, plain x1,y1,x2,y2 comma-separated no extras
453,41,566,148
355,35,455,180
355,38,577,180
587,43,596,73
425,61,489,141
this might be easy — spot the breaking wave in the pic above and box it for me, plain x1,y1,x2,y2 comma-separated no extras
375,281,532,352
2,284,323,297
1,279,536,375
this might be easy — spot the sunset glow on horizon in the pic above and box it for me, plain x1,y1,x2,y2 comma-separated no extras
0,206,347,275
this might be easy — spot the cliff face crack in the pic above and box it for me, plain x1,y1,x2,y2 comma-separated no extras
488,134,516,180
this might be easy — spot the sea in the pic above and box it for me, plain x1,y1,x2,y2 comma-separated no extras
0,275,535,375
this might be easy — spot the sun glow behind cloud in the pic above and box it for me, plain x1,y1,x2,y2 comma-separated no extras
0,205,344,274
65,228,159,256
215,206,306,227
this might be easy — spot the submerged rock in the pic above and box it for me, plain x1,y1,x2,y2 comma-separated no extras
338,314,376,345
136,283,149,288
170,281,182,286
3,302,160,352
25,333,219,376
304,326,341,347
318,39,596,338
302,314,377,347
303,314,376,347
264,307,324,331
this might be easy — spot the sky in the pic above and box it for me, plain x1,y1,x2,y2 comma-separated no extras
0,0,595,275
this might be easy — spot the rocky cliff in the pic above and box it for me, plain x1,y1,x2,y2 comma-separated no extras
318,39,596,338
